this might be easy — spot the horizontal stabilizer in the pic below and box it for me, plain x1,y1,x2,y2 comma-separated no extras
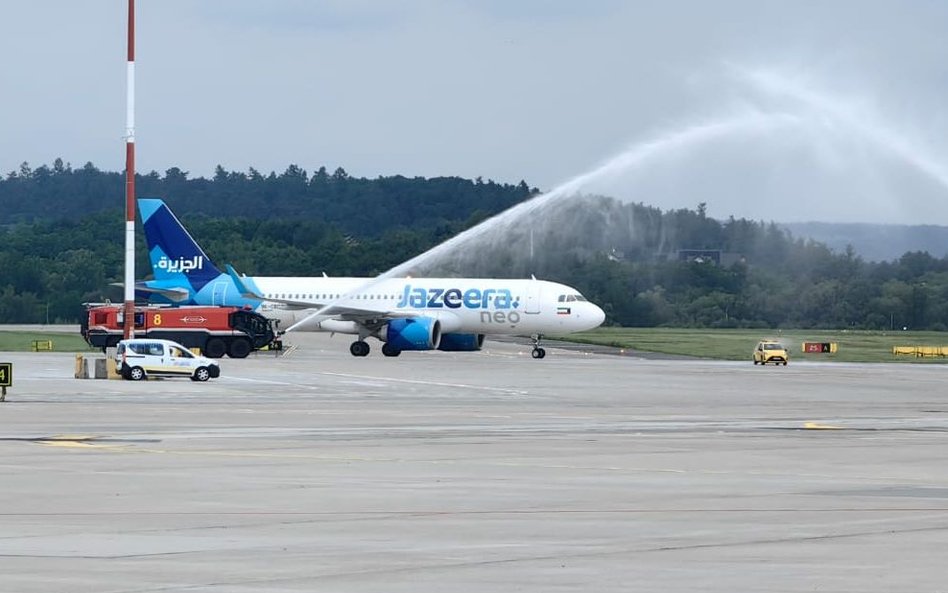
114,282,192,302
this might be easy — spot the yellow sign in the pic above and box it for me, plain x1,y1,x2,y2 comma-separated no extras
0,362,11,387
802,342,838,354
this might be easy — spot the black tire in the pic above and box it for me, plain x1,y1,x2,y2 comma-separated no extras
350,341,370,357
128,366,146,381
228,337,252,359
205,338,226,358
193,367,211,382
381,343,401,357
531,348,545,359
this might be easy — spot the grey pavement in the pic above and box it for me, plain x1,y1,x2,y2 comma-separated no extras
1,332,947,592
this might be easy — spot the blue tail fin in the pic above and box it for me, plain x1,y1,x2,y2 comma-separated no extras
138,198,223,293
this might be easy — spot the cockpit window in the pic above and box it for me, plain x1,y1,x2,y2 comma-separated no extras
558,295,566,302
573,294,588,302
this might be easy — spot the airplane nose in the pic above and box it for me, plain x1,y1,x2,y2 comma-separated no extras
592,304,606,327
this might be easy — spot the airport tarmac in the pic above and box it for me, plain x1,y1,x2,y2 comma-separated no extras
1,333,947,592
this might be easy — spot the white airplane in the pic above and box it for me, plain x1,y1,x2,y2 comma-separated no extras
138,198,606,358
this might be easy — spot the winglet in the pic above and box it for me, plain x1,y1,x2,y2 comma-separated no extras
225,264,264,299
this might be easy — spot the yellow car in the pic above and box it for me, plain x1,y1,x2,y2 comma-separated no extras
753,340,789,366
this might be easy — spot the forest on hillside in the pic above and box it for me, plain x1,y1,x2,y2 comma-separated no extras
2,160,948,331
0,160,536,236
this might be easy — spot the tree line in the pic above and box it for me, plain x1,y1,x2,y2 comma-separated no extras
0,160,536,237
2,160,948,330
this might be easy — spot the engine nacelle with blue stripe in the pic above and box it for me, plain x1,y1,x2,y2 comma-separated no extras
437,333,485,351
383,317,442,351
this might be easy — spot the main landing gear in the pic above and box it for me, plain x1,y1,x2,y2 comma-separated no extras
349,340,402,357
349,340,370,357
530,334,546,359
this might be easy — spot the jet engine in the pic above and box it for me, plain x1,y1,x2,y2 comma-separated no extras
437,333,485,352
383,317,442,350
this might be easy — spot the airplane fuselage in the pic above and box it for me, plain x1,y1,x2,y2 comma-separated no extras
226,276,603,336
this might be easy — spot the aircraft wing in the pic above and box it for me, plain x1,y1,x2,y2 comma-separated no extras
286,302,418,332
321,303,416,320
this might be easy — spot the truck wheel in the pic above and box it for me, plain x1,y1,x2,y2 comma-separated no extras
128,366,146,381
205,338,226,358
228,337,252,359
192,367,211,382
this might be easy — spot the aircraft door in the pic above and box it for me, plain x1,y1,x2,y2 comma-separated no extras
212,282,228,305
524,281,541,314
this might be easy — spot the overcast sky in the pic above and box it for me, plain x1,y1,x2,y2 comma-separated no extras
4,1,948,224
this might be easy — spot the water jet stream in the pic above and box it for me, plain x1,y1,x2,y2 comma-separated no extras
382,111,802,279
390,68,948,276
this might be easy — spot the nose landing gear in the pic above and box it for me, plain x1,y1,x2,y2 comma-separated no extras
531,334,546,359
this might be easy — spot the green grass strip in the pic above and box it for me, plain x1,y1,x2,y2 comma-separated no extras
565,327,948,363
0,331,94,353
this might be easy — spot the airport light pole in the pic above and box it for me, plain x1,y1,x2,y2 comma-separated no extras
123,0,136,339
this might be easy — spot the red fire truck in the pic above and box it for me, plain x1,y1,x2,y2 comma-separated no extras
81,305,281,358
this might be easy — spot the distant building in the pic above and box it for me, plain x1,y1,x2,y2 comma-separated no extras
676,249,745,266
677,249,721,264
607,248,625,262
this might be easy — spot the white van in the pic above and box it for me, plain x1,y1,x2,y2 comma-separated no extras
115,338,221,381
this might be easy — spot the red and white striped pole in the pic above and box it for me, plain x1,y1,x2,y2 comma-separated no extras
122,0,136,339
